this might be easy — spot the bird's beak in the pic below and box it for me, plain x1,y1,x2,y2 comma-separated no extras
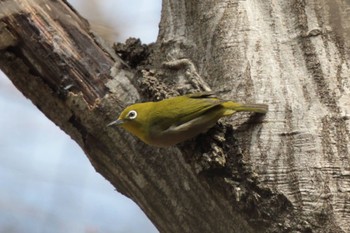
107,119,124,127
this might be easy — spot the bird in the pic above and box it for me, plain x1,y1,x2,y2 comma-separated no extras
108,92,268,147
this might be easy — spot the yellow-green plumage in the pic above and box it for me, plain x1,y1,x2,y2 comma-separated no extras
108,92,268,147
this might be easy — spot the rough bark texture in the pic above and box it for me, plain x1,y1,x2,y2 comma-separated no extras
1,0,350,233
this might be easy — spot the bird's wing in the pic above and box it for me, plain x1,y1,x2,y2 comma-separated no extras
185,92,217,99
149,93,224,132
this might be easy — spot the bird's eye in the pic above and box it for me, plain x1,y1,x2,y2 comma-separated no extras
127,110,137,119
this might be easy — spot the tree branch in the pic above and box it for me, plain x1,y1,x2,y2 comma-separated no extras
1,0,350,233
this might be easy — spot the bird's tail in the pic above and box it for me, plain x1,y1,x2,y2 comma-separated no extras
222,101,268,115
234,103,268,113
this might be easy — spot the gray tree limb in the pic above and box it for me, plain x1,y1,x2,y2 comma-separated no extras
0,0,349,232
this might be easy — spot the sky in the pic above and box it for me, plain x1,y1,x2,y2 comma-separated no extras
0,1,161,232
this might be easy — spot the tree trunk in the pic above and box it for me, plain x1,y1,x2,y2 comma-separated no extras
1,0,349,232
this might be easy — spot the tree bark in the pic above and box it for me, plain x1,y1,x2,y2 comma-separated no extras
1,0,349,232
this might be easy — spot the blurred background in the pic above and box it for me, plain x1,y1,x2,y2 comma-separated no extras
0,1,161,232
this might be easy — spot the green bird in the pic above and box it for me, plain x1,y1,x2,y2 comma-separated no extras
108,92,268,147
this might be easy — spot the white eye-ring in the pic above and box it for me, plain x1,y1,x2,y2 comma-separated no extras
127,110,137,119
